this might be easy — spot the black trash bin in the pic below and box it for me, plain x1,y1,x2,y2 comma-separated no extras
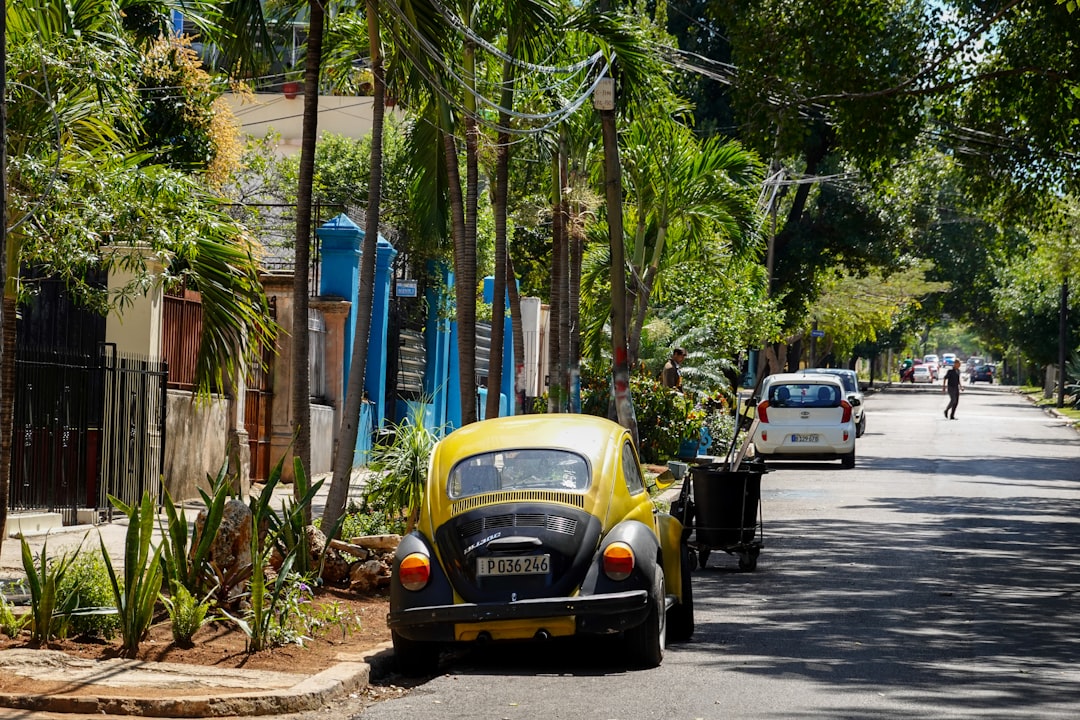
688,460,765,570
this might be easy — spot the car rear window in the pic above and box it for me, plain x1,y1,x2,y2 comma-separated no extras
447,450,591,499
768,383,841,408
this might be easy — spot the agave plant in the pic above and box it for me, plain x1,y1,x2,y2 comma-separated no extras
100,493,165,657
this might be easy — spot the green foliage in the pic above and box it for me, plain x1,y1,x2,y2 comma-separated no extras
267,458,339,578
160,462,232,600
20,535,84,643
336,502,406,539
0,595,28,639
364,404,440,532
160,585,214,647
581,364,704,464
60,551,121,639
101,493,165,657
297,598,363,643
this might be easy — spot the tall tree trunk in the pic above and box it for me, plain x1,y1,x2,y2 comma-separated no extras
0,8,9,551
0,298,12,556
486,51,517,422
291,0,325,512
507,253,526,414
323,0,384,534
556,137,571,410
443,128,475,425
599,101,638,442
568,199,583,414
458,30,479,426
547,151,565,412
1058,278,1068,409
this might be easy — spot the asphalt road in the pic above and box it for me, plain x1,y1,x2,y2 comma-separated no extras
357,384,1080,720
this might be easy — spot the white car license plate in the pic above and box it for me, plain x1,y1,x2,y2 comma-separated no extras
791,433,820,443
477,554,551,577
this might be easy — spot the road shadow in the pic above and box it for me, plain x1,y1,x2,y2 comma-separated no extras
685,494,1080,717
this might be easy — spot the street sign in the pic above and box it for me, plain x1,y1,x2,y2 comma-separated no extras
396,280,418,298
811,329,825,338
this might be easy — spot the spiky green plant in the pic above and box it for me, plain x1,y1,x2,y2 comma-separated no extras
160,460,232,598
160,585,215,646
20,534,84,643
100,493,165,657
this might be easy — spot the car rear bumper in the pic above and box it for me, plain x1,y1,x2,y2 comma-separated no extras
387,589,650,641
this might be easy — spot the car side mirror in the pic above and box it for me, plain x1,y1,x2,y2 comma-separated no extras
848,396,862,406
652,469,676,491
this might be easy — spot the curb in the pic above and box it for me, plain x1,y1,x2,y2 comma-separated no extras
0,643,396,717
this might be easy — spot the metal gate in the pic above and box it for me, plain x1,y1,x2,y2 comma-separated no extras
244,297,276,481
10,345,167,524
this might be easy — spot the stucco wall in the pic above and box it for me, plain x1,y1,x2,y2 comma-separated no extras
163,390,229,502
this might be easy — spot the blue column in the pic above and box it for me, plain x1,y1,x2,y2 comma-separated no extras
368,239,398,428
317,214,362,383
317,213,396,453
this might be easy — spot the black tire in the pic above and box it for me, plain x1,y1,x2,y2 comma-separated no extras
698,548,711,568
392,630,440,677
841,449,856,469
627,567,666,668
667,545,695,642
856,416,866,438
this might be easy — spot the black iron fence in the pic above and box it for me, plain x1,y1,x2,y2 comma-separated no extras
11,345,167,524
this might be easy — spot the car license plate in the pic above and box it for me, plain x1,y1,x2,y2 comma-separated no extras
791,433,819,443
477,554,551,577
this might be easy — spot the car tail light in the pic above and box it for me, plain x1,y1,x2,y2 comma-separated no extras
757,400,770,423
399,553,431,591
844,430,850,441
840,400,852,424
760,430,768,442
603,542,635,581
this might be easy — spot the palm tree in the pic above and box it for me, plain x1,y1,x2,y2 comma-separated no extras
290,0,329,499
620,117,763,364
323,0,388,533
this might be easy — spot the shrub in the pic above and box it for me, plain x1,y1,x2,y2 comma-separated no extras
60,551,120,639
337,501,406,538
581,364,704,463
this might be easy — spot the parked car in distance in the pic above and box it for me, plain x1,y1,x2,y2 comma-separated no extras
941,353,957,369
801,368,866,438
912,365,933,383
967,356,985,372
923,354,940,380
752,373,856,468
970,364,995,383
387,414,694,676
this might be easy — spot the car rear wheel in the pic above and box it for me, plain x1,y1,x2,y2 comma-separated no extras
841,449,855,469
627,567,666,668
667,545,695,642
392,631,440,677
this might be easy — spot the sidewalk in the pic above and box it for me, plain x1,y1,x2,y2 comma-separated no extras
0,467,389,717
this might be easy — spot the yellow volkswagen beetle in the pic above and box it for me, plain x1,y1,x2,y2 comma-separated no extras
387,414,694,675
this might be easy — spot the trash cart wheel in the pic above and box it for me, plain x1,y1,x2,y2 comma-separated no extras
738,546,760,572
698,548,711,568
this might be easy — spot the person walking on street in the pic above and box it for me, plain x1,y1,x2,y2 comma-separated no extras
662,348,686,391
942,358,964,419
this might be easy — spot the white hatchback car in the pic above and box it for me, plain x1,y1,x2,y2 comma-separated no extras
752,373,856,468
801,368,866,438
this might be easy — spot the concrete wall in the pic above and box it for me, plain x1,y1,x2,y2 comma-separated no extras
163,390,229,502
310,404,335,476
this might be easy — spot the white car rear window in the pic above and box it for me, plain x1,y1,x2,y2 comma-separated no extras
768,383,841,408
